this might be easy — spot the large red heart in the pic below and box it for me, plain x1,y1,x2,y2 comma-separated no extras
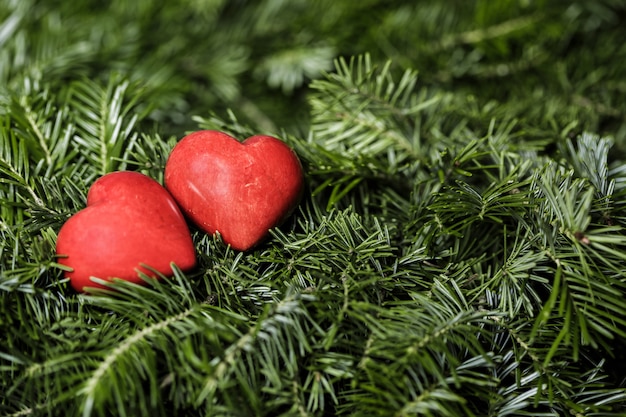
164,130,304,251
56,171,196,292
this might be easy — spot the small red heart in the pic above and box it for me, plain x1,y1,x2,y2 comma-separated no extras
56,171,197,292
164,130,304,251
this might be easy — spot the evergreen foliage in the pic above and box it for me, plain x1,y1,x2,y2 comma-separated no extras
1,0,626,416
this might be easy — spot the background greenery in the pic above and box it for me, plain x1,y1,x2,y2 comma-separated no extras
1,0,626,416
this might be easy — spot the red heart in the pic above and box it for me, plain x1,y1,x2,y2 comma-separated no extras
164,130,304,251
56,171,196,292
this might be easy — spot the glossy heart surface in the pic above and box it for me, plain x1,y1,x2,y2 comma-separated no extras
164,130,304,251
56,171,196,292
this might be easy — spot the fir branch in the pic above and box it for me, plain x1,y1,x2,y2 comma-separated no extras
66,76,141,175
435,13,545,50
467,226,548,318
79,308,195,417
309,54,439,166
0,129,41,223
2,1,626,416
256,44,335,94
528,161,626,352
342,280,497,416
